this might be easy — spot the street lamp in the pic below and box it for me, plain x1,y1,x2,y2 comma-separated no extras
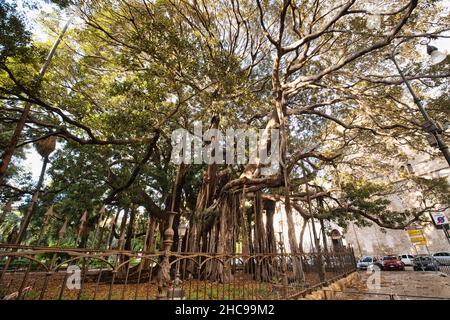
389,40,450,167
427,45,447,65
169,221,188,300
178,223,188,239
176,223,188,267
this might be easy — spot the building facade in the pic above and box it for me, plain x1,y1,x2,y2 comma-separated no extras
343,148,450,257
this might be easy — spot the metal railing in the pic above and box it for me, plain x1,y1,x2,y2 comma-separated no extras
0,245,356,300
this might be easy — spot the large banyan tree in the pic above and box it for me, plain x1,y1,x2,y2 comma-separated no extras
1,0,449,279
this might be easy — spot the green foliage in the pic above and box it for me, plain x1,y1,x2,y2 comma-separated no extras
0,0,32,62
322,175,450,229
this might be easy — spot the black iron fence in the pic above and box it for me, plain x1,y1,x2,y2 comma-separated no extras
0,245,356,300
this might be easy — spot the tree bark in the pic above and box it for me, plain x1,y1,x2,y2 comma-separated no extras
264,199,277,254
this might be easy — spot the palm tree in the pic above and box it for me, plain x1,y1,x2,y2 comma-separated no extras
15,136,56,244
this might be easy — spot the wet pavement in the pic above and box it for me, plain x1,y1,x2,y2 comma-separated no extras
335,268,450,300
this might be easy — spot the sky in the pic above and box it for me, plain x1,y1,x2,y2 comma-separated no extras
14,0,450,183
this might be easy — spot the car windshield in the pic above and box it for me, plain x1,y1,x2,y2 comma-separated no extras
415,256,431,261
361,257,372,262
383,256,397,260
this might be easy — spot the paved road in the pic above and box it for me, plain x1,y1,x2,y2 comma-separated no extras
335,268,450,300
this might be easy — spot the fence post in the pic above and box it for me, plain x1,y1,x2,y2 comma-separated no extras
317,250,326,283
156,211,176,300
349,247,355,269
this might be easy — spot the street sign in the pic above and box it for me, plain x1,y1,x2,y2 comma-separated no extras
431,212,449,226
410,236,427,244
407,230,422,237
412,239,428,246
407,228,427,246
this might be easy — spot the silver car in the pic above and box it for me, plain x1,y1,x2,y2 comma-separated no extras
432,252,450,266
357,256,374,270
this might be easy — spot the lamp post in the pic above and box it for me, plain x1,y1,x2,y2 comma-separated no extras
390,40,450,167
156,210,176,300
172,222,188,299
164,216,188,300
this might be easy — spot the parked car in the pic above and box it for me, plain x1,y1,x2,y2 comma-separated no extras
432,252,450,266
398,254,414,266
413,255,440,271
357,256,374,270
381,255,405,271
371,257,383,270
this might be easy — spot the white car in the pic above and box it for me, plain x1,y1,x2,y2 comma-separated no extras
357,256,374,270
399,254,414,266
432,252,450,266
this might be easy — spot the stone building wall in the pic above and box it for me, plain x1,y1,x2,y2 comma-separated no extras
344,222,450,257
343,148,450,257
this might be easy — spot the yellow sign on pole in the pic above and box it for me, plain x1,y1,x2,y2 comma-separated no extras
414,239,428,246
407,230,422,237
407,228,427,246
410,236,427,243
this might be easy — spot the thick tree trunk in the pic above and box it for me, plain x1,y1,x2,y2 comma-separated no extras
125,206,136,251
144,216,157,253
320,219,328,253
264,199,277,254
239,191,250,256
95,209,109,250
107,207,121,249
299,217,309,253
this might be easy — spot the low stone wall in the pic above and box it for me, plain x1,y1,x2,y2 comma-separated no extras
300,272,361,300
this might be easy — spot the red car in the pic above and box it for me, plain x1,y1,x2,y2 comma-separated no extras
381,255,405,271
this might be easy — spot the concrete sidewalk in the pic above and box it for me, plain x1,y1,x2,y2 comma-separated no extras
335,269,450,300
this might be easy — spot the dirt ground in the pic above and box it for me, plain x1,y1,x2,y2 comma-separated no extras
334,267,450,300
1,270,326,300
